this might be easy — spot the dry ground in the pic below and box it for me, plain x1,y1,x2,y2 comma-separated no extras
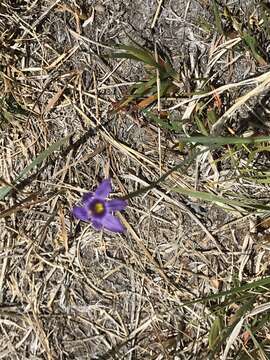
1,1,270,359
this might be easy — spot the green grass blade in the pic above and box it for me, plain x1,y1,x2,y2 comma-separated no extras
133,77,157,96
172,187,270,211
242,32,267,66
178,135,270,146
124,149,208,200
109,52,142,62
261,3,270,36
209,316,223,350
243,324,268,360
182,276,270,307
211,0,224,35
113,45,160,68
0,135,71,200
210,299,255,359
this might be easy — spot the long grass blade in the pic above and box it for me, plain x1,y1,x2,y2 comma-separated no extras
178,135,270,146
182,276,270,307
0,135,71,200
172,187,270,211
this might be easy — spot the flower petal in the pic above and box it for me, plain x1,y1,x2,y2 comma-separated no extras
102,213,125,233
92,219,103,230
94,178,112,199
72,206,89,222
82,192,93,206
106,199,127,212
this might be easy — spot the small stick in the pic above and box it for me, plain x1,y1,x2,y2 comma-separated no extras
151,0,164,29
154,43,162,176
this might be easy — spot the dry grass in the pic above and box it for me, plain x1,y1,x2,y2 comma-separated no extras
1,1,270,359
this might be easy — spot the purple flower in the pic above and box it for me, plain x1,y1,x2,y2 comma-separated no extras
72,178,127,233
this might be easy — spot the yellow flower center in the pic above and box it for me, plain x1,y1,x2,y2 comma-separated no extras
94,202,105,214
